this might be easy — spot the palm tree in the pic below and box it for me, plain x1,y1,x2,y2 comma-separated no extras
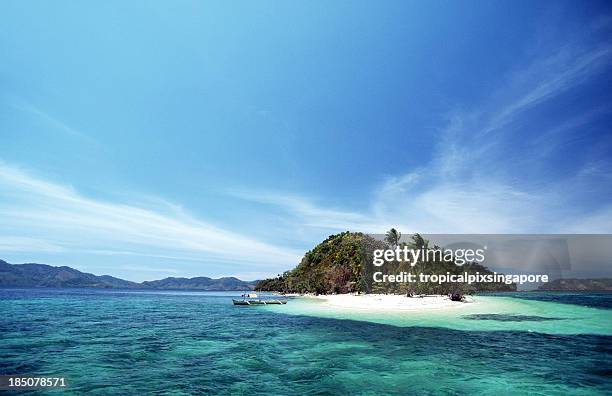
409,233,430,292
410,233,428,249
385,228,401,247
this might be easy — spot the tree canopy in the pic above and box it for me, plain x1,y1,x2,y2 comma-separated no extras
255,230,516,294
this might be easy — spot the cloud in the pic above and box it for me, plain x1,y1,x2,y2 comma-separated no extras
478,45,612,138
228,189,379,231
0,237,65,253
0,163,302,271
565,205,612,234
4,96,95,143
232,41,612,234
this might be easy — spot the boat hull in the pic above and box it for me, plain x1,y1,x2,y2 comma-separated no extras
232,299,287,305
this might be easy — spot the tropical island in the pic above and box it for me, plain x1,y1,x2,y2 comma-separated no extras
255,230,516,309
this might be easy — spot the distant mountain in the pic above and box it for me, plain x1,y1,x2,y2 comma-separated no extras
142,276,256,290
537,278,612,291
0,259,257,290
0,259,141,289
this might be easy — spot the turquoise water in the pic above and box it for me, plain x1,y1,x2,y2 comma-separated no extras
266,294,612,335
0,289,610,395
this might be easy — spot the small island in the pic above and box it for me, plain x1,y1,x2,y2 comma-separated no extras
537,278,612,291
256,230,516,310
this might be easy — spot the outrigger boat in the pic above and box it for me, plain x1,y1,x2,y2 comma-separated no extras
232,292,287,306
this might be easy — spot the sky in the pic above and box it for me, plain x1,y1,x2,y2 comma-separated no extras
1,1,612,281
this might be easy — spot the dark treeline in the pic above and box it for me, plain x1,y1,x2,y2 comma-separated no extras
255,231,516,295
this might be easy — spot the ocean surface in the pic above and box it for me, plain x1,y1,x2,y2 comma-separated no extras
0,289,610,395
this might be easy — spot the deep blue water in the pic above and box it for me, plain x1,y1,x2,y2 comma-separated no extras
0,288,610,395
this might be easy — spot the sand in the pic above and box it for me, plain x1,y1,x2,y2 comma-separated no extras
306,293,469,311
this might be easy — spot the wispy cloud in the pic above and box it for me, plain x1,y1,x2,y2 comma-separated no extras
0,237,65,253
478,46,612,138
0,164,302,272
233,40,612,234
228,190,379,231
4,96,95,142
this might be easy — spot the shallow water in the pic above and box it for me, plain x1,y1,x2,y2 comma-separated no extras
0,289,610,395
267,294,612,335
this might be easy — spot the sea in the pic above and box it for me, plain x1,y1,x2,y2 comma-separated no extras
0,289,610,395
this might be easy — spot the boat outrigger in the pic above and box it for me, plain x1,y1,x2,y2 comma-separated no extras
232,293,287,306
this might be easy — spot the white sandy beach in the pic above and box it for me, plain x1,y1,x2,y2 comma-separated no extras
305,294,472,311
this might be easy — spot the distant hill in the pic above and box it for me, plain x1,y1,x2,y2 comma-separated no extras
537,278,612,291
0,259,257,290
0,259,140,288
142,276,257,290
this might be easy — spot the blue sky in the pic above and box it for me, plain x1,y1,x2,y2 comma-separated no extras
1,1,611,281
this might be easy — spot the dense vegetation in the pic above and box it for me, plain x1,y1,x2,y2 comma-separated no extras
256,232,368,294
256,231,516,295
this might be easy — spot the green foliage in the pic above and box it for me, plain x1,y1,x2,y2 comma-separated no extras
255,231,517,294
256,232,365,294
384,228,401,247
